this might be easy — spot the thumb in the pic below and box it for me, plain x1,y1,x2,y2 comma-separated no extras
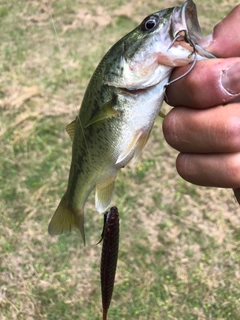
200,5,240,58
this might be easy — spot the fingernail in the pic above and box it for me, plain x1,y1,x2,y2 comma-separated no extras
221,62,240,95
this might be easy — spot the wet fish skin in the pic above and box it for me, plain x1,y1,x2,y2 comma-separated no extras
48,0,208,243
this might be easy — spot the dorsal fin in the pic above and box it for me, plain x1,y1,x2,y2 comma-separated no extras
66,117,77,141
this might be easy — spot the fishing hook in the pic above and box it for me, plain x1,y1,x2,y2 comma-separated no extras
166,33,198,88
165,33,216,92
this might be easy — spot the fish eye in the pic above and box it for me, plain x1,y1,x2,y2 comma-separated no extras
141,15,159,32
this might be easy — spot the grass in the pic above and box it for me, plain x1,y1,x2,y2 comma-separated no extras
1,0,240,319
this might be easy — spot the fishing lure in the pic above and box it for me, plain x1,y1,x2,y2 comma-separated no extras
100,206,119,320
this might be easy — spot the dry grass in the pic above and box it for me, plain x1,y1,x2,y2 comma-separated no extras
1,0,240,319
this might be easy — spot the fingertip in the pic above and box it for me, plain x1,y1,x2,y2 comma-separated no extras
176,153,240,189
201,5,240,58
162,108,183,150
176,153,192,183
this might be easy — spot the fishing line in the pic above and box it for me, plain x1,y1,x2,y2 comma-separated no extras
46,1,71,89
46,0,92,164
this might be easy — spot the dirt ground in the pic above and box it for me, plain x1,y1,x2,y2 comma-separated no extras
1,1,240,319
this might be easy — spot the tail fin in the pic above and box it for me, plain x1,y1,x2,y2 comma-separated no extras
48,194,86,245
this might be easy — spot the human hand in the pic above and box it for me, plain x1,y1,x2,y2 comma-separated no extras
162,5,240,201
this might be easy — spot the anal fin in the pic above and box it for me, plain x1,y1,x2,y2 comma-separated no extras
95,175,116,213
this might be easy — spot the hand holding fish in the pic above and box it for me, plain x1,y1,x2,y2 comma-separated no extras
163,4,240,202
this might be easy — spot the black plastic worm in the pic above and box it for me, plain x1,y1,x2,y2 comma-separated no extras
100,206,119,320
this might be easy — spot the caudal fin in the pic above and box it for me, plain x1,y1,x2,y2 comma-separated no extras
48,195,86,244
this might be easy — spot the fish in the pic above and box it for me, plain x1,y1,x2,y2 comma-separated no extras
48,0,213,244
99,207,119,320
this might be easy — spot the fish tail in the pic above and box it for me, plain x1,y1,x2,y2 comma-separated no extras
48,194,86,244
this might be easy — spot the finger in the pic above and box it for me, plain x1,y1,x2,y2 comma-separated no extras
163,103,240,153
199,5,240,58
166,58,240,107
176,152,240,188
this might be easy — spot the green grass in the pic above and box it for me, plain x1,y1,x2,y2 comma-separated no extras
1,0,240,319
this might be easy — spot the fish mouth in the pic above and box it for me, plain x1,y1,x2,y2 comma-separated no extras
171,0,215,59
171,0,202,45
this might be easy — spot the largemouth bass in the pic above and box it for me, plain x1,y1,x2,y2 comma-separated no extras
48,0,212,244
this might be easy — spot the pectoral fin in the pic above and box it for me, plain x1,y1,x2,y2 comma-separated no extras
95,175,116,213
85,97,121,128
48,194,86,245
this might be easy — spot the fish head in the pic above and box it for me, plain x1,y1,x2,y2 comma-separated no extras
104,0,209,90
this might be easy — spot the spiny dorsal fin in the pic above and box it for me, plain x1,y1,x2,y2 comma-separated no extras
85,96,121,128
66,117,77,141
